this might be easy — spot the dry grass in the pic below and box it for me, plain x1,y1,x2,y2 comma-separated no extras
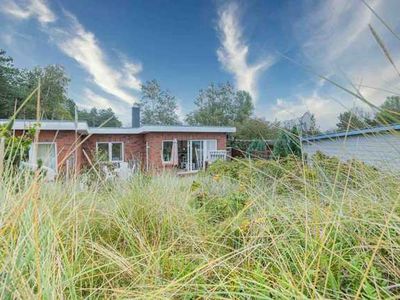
0,156,399,299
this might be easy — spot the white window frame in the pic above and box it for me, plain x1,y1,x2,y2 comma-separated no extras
204,139,218,161
29,142,58,171
96,142,124,162
162,140,174,164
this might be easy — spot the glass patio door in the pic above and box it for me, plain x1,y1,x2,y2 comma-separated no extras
187,140,204,171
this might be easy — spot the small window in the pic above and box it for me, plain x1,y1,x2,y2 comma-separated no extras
29,143,57,170
97,143,109,161
97,142,124,162
112,143,122,161
162,141,173,162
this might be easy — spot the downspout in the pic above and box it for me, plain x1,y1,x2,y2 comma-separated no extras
146,141,149,171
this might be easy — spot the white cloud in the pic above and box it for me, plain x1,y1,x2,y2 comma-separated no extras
1,0,142,120
80,88,113,110
1,0,56,24
216,2,275,101
79,89,132,125
50,12,141,104
286,0,400,128
121,59,142,91
175,102,185,123
271,91,344,130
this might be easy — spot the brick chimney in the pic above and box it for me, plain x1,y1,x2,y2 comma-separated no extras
131,104,140,128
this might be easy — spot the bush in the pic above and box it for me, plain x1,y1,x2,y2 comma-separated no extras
0,121,36,168
273,127,301,158
208,155,317,194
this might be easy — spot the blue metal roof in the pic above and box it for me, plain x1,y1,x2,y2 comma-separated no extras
301,124,400,142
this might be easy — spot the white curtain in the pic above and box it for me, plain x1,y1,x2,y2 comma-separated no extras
205,140,217,161
30,143,56,170
171,139,178,166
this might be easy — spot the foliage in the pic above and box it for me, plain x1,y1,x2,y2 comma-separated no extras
245,139,266,157
0,49,122,125
207,151,384,196
272,127,301,158
336,107,377,131
191,180,247,224
186,82,253,126
0,49,26,118
207,156,316,194
19,65,74,120
0,154,399,298
140,79,181,125
234,117,279,140
305,113,320,135
376,96,400,124
0,121,36,167
78,107,122,127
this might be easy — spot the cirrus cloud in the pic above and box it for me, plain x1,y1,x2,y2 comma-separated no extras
1,0,142,111
272,0,400,129
216,2,276,102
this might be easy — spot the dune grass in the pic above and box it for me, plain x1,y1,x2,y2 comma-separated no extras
0,155,399,299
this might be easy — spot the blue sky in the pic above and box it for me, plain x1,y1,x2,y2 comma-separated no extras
1,0,400,129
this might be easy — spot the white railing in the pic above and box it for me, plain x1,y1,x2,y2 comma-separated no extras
208,150,227,162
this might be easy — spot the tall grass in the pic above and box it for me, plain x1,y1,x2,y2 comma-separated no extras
0,155,399,299
1,4,400,298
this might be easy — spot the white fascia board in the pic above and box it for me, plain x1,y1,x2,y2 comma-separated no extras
0,120,236,134
140,126,236,133
89,127,142,134
88,126,236,134
0,120,89,133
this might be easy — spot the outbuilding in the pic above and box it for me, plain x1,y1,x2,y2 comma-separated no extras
301,124,400,171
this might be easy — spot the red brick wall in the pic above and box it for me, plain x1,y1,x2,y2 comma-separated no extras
14,130,228,172
82,134,146,167
15,130,83,172
144,132,227,170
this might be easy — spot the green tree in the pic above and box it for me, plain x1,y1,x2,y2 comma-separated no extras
78,108,122,127
186,82,254,126
305,113,320,135
18,65,73,120
235,117,279,140
140,80,180,125
0,50,122,126
336,108,376,131
376,96,400,124
0,49,24,118
272,127,301,158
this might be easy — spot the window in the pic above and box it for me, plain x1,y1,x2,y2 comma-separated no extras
111,143,122,161
162,141,173,163
205,140,217,161
29,143,57,170
96,142,124,162
97,143,109,161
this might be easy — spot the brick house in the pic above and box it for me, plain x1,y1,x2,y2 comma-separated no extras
2,106,235,174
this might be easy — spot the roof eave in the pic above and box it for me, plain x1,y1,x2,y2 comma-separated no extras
302,124,400,142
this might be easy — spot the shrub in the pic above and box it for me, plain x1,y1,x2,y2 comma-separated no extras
0,121,36,168
272,127,301,158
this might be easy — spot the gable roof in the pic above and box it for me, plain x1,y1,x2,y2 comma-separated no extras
302,123,400,142
0,119,236,134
